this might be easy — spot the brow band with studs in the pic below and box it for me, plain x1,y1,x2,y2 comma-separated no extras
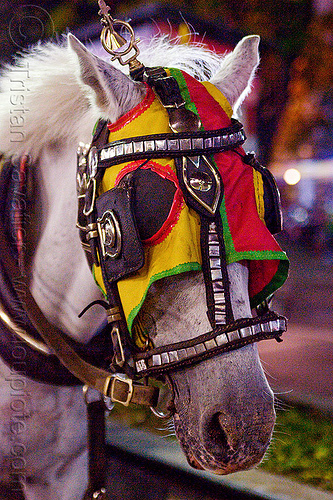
96,121,246,171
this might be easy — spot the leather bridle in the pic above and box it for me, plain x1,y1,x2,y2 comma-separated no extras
0,48,287,411
76,65,287,392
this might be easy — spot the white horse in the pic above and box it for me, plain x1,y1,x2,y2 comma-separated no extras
0,33,281,499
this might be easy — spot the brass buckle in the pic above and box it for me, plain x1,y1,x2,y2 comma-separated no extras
107,374,133,406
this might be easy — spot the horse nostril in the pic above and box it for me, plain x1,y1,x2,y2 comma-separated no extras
203,413,231,455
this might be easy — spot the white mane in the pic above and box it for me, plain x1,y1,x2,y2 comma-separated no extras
0,36,222,160
97,35,222,80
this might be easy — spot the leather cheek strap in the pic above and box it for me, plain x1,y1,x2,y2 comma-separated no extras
0,215,158,406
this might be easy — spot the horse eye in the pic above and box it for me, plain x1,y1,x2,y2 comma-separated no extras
130,168,177,241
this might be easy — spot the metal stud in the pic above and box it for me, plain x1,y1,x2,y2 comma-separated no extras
169,351,179,362
239,326,253,338
145,140,155,152
210,258,221,269
204,137,213,148
227,330,240,342
215,303,226,313
186,346,197,358
212,281,224,292
213,136,221,147
179,138,192,150
152,354,162,366
215,313,226,324
133,141,144,153
136,359,147,372
253,323,262,335
262,322,270,333
100,148,109,161
269,320,279,332
178,349,187,360
168,139,179,150
209,221,217,232
216,333,228,345
155,139,167,151
209,244,220,257
214,293,225,304
161,352,170,365
279,319,286,330
115,143,124,157
195,343,206,354
192,137,203,149
208,234,219,244
205,339,217,350
211,269,222,280
124,142,133,154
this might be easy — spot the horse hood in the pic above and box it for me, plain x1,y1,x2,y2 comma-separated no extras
93,69,288,332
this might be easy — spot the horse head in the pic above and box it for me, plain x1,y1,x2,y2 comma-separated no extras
67,33,288,473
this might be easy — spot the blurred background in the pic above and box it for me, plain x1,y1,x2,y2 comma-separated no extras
1,0,333,494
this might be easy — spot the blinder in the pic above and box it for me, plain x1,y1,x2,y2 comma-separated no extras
122,164,179,243
95,182,144,281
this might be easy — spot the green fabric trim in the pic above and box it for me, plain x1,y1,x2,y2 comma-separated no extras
219,197,235,261
92,120,99,135
250,259,289,308
227,249,289,265
168,68,200,118
126,262,201,334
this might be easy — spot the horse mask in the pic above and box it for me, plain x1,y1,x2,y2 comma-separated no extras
87,69,288,336
76,12,288,378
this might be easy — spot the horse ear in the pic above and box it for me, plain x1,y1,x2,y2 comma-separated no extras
67,34,144,122
210,35,260,111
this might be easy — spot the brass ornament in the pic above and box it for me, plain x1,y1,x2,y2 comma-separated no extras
98,0,143,71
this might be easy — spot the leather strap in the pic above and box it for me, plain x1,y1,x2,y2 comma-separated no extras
0,199,158,406
83,400,108,500
134,311,286,377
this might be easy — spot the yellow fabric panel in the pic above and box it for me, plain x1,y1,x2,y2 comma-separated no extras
109,92,169,139
253,169,265,224
94,89,202,331
101,91,171,193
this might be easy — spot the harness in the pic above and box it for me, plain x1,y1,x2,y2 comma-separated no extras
76,63,288,383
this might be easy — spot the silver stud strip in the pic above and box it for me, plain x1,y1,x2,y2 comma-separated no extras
208,222,226,325
98,129,246,165
135,317,286,373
